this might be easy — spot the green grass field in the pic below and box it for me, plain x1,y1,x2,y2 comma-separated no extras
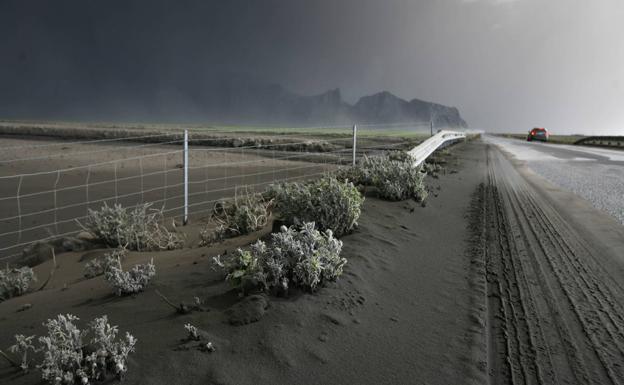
0,120,431,152
181,124,433,139
0,120,431,139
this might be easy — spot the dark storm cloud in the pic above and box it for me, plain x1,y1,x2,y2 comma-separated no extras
1,0,623,133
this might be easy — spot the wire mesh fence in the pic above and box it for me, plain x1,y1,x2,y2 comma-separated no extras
0,123,431,263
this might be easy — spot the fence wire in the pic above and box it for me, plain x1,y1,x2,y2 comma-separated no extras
0,125,425,262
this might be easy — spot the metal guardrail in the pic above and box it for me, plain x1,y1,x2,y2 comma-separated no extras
408,130,466,166
574,136,624,148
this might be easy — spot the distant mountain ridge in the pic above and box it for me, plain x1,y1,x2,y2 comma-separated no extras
200,82,468,128
352,90,467,128
0,75,468,128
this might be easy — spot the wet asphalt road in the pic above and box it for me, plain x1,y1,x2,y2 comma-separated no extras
484,135,624,225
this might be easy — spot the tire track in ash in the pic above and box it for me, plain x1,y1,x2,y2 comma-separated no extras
501,159,624,382
478,144,624,385
496,147,624,383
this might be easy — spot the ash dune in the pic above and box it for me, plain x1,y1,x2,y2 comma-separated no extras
0,142,484,385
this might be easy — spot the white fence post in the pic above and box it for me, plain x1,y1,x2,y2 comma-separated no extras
352,124,357,166
183,129,189,225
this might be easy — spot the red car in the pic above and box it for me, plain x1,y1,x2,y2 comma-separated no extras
527,127,549,142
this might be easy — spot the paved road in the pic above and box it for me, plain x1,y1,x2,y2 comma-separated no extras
475,141,624,384
484,136,624,225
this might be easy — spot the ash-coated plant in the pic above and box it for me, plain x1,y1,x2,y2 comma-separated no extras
8,334,37,371
104,258,156,296
180,323,215,352
337,152,428,202
269,176,363,237
8,314,137,384
0,266,36,302
83,248,127,279
184,323,200,341
80,203,184,251
200,190,272,245
213,246,266,294
213,222,345,294
422,161,444,177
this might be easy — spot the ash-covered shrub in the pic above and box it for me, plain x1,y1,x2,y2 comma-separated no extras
387,150,412,162
337,153,428,202
213,222,345,294
180,323,215,352
200,191,272,245
422,161,444,177
184,323,200,341
0,266,36,301
214,248,265,294
84,259,110,280
105,258,156,296
8,334,37,371
422,161,442,173
269,176,363,237
83,248,127,279
80,203,184,251
11,314,137,384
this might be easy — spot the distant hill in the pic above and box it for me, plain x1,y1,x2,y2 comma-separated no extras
352,90,467,128
198,81,468,128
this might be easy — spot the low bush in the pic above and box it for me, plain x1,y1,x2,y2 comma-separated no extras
181,323,215,352
184,323,200,341
83,248,127,279
0,266,36,302
8,314,137,384
8,334,36,371
105,258,156,296
387,150,412,162
80,203,184,251
200,191,272,245
422,161,444,177
270,176,363,237
337,152,428,202
213,222,345,294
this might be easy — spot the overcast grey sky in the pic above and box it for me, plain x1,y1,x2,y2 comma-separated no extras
1,0,622,134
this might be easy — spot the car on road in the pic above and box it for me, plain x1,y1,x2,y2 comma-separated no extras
527,127,549,142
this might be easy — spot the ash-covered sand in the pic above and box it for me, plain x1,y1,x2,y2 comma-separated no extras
0,142,488,385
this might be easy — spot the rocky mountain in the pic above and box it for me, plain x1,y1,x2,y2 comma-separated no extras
352,91,467,128
0,73,467,128
197,82,467,128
